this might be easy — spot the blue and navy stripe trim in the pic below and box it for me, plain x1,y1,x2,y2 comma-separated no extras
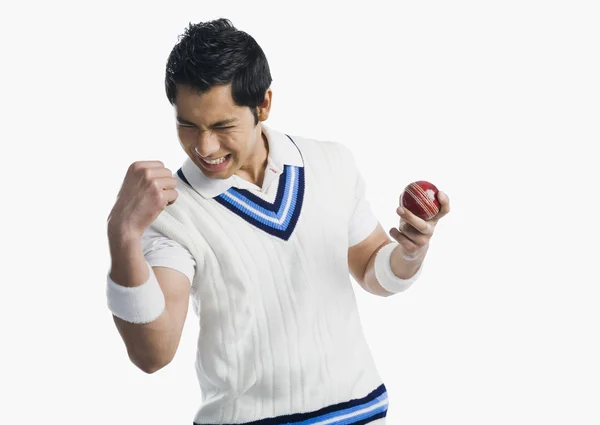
194,384,388,425
177,135,306,241
213,164,304,241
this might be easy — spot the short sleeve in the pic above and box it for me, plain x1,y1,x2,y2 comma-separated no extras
142,226,196,284
346,148,379,247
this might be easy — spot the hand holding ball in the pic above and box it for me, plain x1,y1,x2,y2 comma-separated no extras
400,181,440,221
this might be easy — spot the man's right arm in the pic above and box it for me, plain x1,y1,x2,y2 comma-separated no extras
108,228,191,374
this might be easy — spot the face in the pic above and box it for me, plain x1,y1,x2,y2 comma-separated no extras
174,84,271,181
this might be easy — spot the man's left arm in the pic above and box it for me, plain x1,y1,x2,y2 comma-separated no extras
348,192,451,297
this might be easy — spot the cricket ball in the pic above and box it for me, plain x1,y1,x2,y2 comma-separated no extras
400,181,440,220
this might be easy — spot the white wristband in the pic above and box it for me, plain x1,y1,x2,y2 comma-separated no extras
374,242,424,293
106,262,166,324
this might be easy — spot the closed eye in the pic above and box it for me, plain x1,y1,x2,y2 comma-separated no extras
177,123,234,130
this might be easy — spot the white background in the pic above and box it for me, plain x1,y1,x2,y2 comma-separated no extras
2,0,599,424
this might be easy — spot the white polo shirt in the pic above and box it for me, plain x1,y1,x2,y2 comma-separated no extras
142,125,389,425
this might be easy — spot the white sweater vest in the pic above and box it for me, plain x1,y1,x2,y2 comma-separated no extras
150,133,388,424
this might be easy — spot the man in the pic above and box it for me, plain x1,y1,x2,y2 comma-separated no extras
106,18,450,425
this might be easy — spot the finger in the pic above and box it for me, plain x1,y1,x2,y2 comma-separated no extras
432,191,451,222
397,207,432,235
164,188,178,206
155,176,178,190
155,167,175,178
145,166,174,180
389,228,421,256
399,222,431,247
130,160,165,172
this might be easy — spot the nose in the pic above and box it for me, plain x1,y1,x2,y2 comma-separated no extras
194,130,220,158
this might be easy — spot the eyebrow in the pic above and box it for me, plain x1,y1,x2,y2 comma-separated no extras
176,116,238,127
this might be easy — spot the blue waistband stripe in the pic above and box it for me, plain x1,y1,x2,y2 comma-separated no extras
194,384,388,425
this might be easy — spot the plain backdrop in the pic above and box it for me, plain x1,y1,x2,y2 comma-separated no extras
1,1,599,424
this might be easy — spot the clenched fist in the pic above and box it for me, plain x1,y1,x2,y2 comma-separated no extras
107,161,178,239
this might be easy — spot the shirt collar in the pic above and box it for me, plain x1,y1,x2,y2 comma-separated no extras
180,124,303,199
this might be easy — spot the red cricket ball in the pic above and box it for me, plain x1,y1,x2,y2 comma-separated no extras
400,181,440,220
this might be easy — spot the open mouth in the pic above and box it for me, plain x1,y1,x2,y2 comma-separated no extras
198,153,232,171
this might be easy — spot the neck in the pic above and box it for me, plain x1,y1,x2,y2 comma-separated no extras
237,128,269,187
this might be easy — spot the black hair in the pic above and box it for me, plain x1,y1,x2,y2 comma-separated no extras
165,18,272,124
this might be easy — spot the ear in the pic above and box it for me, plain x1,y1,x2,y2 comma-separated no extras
257,88,273,122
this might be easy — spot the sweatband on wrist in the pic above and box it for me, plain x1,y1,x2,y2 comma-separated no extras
374,242,424,293
106,262,166,324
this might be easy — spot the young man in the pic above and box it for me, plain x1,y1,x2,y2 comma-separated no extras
106,18,450,425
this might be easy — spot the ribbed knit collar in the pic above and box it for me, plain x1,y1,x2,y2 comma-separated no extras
179,124,303,198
